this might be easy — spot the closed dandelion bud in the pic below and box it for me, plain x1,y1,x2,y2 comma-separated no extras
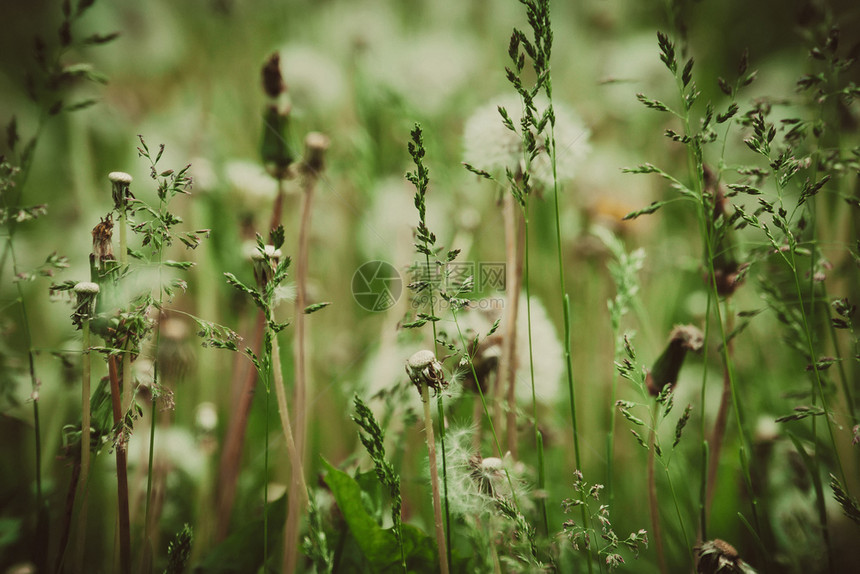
302,132,330,175
261,52,286,99
696,539,757,574
109,171,133,211
260,53,295,179
72,281,99,328
250,244,281,289
405,350,447,397
646,325,704,396
261,104,295,179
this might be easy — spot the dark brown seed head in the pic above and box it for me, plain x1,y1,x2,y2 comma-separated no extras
261,52,286,99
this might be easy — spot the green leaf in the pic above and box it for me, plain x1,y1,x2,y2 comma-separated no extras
322,459,437,573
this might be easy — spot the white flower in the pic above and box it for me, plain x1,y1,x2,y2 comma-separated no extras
463,94,590,191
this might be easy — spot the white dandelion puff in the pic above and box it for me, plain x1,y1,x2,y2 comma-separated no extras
463,94,590,191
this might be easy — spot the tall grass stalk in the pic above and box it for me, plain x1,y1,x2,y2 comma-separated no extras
705,305,733,517
521,203,549,536
501,193,522,457
216,176,286,542
421,380,449,574
647,405,667,574
406,124,451,569
108,354,132,574
275,330,309,574
73,281,99,571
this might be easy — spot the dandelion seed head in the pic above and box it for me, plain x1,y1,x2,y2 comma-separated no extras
74,281,100,294
463,94,590,190
108,171,133,185
225,160,279,214
278,45,346,111
195,402,218,433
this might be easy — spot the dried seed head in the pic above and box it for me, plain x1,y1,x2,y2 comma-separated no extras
468,454,505,497
261,52,286,99
72,281,100,328
109,171,133,211
250,244,282,288
669,325,705,352
405,349,447,397
461,333,502,394
302,131,330,174
74,281,100,295
696,539,754,574
91,214,114,258
646,324,704,396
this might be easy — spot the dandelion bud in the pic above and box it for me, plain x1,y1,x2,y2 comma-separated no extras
646,325,704,396
72,281,99,328
109,171,133,211
261,103,295,180
260,53,295,179
250,244,282,289
261,52,286,100
406,349,447,397
302,132,330,175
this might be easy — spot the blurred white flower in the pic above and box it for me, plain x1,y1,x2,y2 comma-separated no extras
455,295,563,404
512,296,564,404
279,45,346,111
463,94,590,191
365,33,479,114
359,177,451,261
225,160,279,214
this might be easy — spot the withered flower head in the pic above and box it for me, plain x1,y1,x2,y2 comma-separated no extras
261,52,286,99
301,132,330,175
91,214,114,261
461,333,502,394
646,325,704,396
109,171,133,211
406,349,447,397
696,539,757,574
71,281,100,329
